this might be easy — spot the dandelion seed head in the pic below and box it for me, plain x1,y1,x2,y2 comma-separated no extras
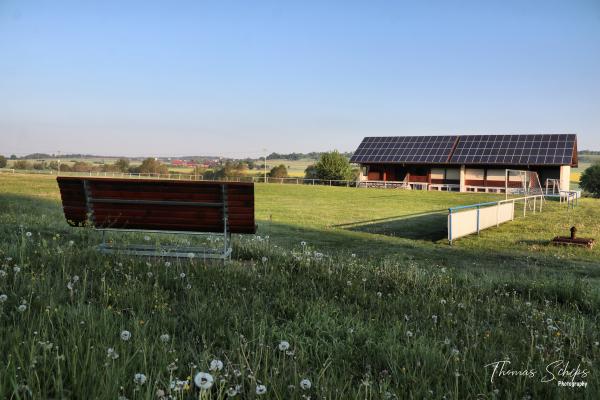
278,340,290,351
255,384,267,395
209,359,223,371
17,304,27,312
160,334,170,343
133,373,147,385
107,348,119,360
120,330,132,341
0,294,7,303
300,379,312,390
194,372,214,390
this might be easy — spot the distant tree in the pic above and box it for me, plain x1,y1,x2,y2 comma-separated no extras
191,165,207,177
13,160,31,170
10,154,17,160
314,151,353,181
114,158,130,172
304,164,318,179
579,164,600,197
0,155,7,168
137,158,169,175
48,161,59,170
268,164,288,178
71,161,97,172
33,162,47,170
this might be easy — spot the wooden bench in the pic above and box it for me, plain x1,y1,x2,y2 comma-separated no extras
56,177,256,259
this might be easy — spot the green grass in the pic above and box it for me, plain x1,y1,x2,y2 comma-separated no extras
0,174,598,399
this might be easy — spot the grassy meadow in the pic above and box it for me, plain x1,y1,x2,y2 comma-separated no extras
0,173,599,399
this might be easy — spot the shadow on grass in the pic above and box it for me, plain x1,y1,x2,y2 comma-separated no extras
2,192,599,282
339,211,448,242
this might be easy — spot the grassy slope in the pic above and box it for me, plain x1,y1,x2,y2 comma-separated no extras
0,174,598,399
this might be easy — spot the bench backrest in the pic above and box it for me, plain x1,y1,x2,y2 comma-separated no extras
56,177,256,234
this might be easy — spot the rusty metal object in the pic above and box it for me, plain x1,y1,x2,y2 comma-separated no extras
551,226,595,249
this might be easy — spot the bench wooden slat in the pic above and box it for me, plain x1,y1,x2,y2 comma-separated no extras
57,177,256,234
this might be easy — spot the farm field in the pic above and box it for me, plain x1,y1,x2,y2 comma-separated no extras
0,174,599,399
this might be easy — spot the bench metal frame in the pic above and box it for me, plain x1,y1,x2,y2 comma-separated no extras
82,180,232,260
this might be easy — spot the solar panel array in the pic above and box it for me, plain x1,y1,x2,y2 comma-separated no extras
350,134,576,166
449,134,575,165
350,136,458,164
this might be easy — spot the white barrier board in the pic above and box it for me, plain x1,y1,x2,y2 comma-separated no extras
448,203,515,241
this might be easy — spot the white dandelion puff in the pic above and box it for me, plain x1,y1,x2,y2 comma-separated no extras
300,379,312,390
0,294,7,303
160,334,170,343
255,384,267,395
133,373,147,385
120,330,131,341
17,304,27,312
406,330,413,338
25,231,32,237
107,348,119,360
209,359,224,371
278,340,290,351
194,372,214,390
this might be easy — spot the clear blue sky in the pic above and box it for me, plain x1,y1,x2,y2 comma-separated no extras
1,0,599,157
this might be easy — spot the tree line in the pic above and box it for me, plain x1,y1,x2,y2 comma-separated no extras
1,151,358,181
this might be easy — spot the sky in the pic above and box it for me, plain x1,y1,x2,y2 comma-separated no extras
0,0,599,158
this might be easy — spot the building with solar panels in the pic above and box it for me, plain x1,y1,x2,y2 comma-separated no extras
350,134,577,193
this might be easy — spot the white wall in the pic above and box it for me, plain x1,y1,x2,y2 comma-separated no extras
465,168,485,180
560,165,571,191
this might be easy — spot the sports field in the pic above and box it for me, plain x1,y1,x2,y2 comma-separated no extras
0,174,598,398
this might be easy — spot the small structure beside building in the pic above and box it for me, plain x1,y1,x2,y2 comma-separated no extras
350,134,577,193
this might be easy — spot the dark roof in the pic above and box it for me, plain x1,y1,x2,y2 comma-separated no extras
350,134,577,166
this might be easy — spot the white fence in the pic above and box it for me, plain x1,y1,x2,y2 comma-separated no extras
448,195,545,244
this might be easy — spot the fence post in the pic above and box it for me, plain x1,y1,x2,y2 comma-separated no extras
476,205,480,234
